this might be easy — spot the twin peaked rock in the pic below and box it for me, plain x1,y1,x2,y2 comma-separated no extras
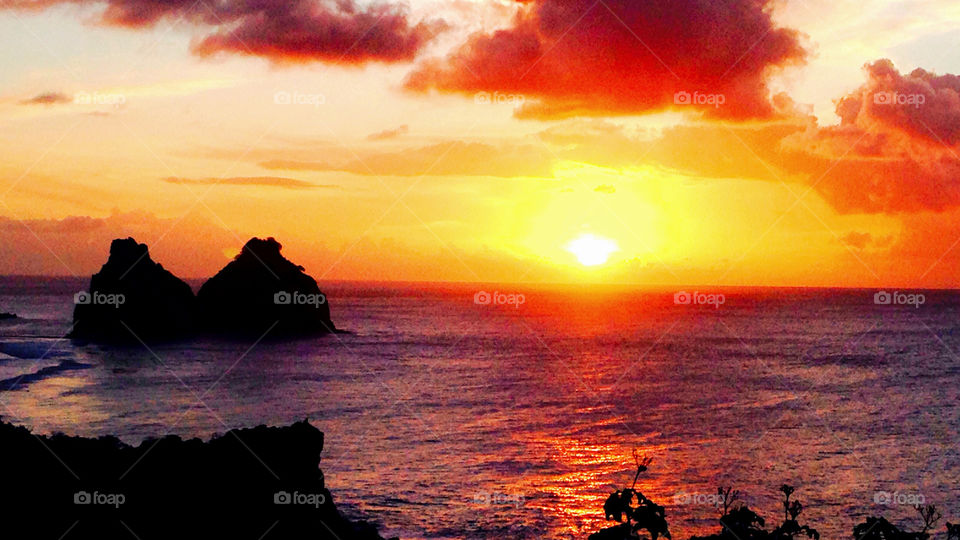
70,237,335,342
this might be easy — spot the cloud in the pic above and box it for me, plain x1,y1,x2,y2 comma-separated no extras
162,176,334,189
834,59,960,145
840,231,892,250
527,58,960,217
778,60,960,214
260,141,555,178
405,0,806,120
367,124,410,141
19,92,72,105
535,118,802,181
4,0,446,64
593,184,615,194
841,231,872,250
0,211,240,277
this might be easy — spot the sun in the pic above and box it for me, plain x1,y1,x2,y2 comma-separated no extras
565,233,619,266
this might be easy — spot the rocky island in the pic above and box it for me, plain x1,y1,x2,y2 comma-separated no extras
197,237,336,336
71,237,335,342
69,237,196,342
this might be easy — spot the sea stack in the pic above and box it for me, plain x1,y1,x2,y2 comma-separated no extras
197,237,335,336
70,238,196,342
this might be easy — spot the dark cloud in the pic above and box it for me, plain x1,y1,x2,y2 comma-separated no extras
405,0,806,119
5,0,445,64
19,92,72,105
162,176,334,189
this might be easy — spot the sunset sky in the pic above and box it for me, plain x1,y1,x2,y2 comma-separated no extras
2,0,960,286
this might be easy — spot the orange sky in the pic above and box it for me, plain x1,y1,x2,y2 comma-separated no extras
2,0,960,287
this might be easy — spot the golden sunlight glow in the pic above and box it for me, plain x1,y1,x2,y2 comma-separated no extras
566,234,619,266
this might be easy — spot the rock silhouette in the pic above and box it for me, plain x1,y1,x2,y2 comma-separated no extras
70,238,196,342
71,237,337,341
0,417,392,540
197,237,335,336
0,311,16,320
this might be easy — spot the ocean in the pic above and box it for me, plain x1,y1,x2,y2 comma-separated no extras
1,277,958,539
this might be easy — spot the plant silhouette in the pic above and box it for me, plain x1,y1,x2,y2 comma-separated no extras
946,521,960,540
690,485,819,540
583,465,955,540
590,451,671,540
853,505,942,540
769,485,819,540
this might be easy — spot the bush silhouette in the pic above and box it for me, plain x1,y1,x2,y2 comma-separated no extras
584,457,960,540
853,505,942,540
590,451,671,540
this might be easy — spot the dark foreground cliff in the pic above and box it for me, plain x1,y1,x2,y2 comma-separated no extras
0,418,392,540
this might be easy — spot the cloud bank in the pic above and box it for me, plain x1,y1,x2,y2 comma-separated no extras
405,0,806,119
5,0,446,64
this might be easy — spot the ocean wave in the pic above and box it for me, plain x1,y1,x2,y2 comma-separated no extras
0,339,74,360
0,359,92,392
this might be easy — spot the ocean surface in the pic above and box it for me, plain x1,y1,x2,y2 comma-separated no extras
1,277,958,539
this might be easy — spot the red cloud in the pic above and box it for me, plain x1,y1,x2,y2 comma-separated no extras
405,0,806,119
834,59,960,145
780,60,960,214
4,0,445,64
